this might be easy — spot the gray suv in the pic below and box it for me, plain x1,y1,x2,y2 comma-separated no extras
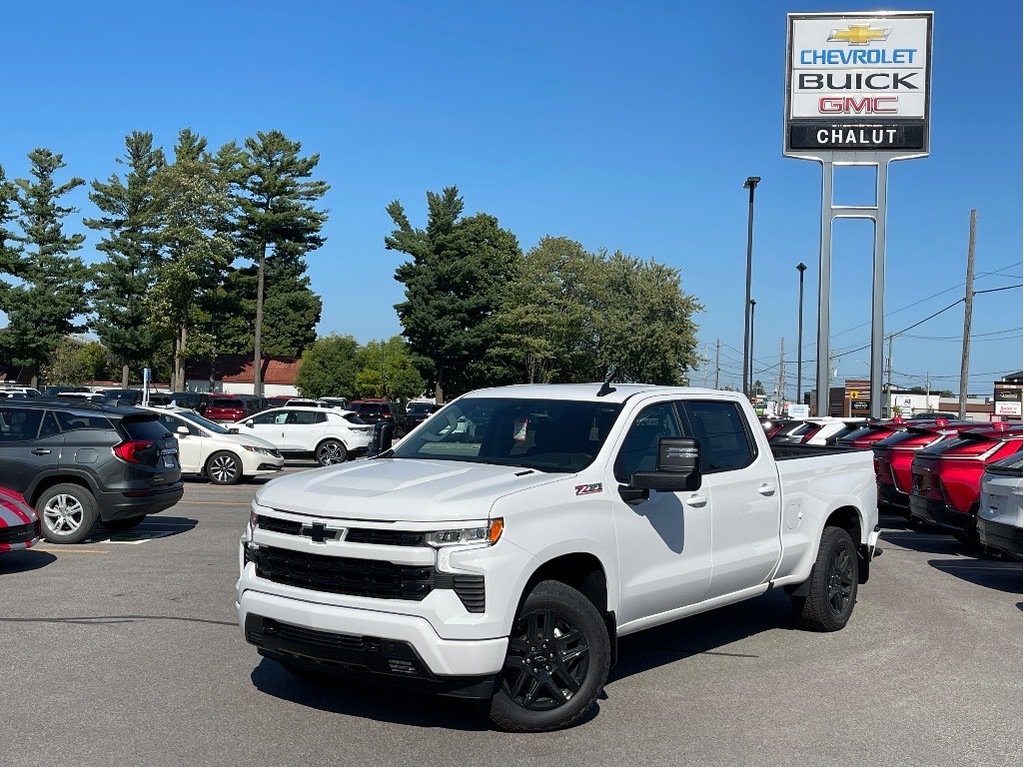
0,400,184,544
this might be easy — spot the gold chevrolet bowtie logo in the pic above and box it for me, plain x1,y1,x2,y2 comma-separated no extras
827,24,891,45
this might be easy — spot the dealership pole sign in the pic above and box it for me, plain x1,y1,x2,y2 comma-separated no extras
785,10,934,422
785,11,933,157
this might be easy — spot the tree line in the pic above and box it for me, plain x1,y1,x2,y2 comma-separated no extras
0,129,327,390
0,137,703,401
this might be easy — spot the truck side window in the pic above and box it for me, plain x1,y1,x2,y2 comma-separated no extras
614,403,682,484
681,401,755,473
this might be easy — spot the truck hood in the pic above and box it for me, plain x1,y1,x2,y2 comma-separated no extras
255,457,560,522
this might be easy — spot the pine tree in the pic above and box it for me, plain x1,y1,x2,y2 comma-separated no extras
0,149,89,385
85,131,165,386
386,187,521,401
232,130,328,395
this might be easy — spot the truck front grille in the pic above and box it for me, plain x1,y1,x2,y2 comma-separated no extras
254,545,434,601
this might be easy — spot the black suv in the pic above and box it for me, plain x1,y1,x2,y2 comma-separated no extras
0,399,184,544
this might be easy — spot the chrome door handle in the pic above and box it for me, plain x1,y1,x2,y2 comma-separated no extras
758,484,777,497
32,448,51,455
685,494,708,508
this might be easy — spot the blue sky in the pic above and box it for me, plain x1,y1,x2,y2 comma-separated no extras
1,0,1020,397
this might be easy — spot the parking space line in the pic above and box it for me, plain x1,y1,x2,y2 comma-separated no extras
34,548,110,554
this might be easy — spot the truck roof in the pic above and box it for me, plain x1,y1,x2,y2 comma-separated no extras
460,383,734,405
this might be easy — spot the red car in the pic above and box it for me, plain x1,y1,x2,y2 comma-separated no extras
872,419,977,513
0,486,41,554
204,395,261,423
909,422,1024,543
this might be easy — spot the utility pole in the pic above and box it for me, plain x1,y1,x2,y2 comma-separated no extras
885,333,894,418
959,209,977,419
715,339,720,390
702,344,709,387
777,337,786,410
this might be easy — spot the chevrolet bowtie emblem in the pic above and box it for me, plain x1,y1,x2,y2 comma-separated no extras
827,24,891,45
301,522,340,543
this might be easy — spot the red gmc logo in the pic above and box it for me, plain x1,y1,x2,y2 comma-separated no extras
818,96,898,114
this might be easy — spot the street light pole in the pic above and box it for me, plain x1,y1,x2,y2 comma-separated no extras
796,262,807,404
742,176,761,397
749,298,757,396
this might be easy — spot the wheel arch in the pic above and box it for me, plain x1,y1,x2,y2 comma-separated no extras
518,552,617,667
27,471,97,507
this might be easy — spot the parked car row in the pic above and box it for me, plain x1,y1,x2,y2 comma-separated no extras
760,414,1023,560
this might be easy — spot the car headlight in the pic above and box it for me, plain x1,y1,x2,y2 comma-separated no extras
425,518,503,548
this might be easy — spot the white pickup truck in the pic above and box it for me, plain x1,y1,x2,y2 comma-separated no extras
236,383,879,731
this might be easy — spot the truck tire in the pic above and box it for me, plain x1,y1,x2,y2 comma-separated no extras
206,451,242,485
488,580,610,732
315,439,347,466
793,526,859,632
36,484,99,545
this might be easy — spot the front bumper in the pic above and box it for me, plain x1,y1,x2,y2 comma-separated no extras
237,589,507,694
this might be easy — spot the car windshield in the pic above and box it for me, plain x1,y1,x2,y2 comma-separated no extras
178,411,231,434
390,397,623,473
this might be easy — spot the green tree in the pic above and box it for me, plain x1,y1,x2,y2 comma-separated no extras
491,238,702,385
0,149,89,385
215,259,322,358
587,251,702,384
148,130,234,391
85,131,166,386
353,336,426,401
386,186,521,402
295,334,361,398
490,236,597,384
231,130,329,395
42,338,115,385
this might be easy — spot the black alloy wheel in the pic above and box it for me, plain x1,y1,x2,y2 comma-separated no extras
826,543,855,616
488,580,609,732
504,608,590,712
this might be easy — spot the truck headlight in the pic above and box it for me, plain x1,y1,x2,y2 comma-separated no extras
425,518,503,548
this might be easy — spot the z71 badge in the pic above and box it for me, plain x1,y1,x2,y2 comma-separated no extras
574,483,603,496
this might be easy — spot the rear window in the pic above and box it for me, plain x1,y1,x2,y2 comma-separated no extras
121,416,172,441
343,413,367,424
356,403,384,416
55,412,114,432
208,399,244,409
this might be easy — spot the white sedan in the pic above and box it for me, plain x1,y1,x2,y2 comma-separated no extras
232,406,374,465
141,406,285,485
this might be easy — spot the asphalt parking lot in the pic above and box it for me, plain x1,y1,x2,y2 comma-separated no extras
2,466,1021,766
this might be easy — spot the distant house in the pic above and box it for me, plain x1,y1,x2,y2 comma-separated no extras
184,355,300,397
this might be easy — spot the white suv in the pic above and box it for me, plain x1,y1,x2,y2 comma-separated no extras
233,406,374,465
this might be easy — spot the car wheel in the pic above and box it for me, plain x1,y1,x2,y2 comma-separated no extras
487,580,610,732
206,451,242,485
101,516,146,531
793,526,859,632
315,439,348,466
36,484,99,545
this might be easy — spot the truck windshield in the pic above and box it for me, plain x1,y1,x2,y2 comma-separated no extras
390,397,623,473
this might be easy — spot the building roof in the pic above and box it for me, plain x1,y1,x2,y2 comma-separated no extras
185,355,300,385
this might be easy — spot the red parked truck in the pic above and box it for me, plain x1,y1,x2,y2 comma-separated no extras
872,419,977,514
909,422,1023,545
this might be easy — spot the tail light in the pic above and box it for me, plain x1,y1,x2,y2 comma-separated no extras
113,440,154,464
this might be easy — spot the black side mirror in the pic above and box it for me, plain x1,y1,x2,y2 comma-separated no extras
631,437,702,493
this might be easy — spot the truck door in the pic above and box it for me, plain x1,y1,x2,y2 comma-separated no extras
608,401,712,625
679,399,782,600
